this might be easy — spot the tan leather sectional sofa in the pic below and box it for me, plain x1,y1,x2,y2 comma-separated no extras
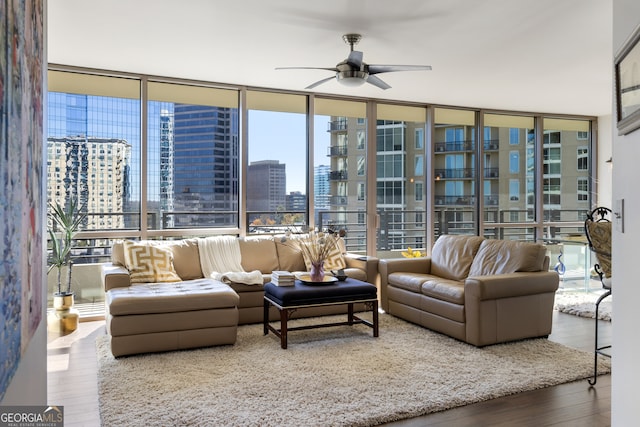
379,235,559,346
101,236,378,356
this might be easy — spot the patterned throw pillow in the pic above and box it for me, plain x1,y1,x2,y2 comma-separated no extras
300,241,347,271
324,243,347,271
122,240,181,283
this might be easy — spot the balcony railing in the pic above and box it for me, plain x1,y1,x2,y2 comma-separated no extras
434,140,475,152
329,195,348,205
433,140,499,152
433,168,498,179
55,207,591,264
327,120,348,132
434,195,476,205
328,170,348,181
327,145,348,157
484,140,499,150
485,168,499,178
484,195,499,205
434,168,475,179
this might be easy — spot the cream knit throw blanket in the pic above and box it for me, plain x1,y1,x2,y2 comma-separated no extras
198,236,263,285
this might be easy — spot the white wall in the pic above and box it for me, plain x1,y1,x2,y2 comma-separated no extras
597,114,613,208
612,1,640,425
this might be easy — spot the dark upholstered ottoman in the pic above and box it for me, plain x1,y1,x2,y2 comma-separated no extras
263,278,378,349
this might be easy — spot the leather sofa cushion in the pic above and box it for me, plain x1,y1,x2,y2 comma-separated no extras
388,272,437,293
274,237,307,272
421,279,465,304
468,239,547,276
107,278,239,315
167,239,203,280
430,235,484,281
239,236,280,273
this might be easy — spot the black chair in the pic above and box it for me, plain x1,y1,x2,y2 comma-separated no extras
584,206,612,386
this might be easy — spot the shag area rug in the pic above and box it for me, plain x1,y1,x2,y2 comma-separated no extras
97,314,610,427
555,291,612,321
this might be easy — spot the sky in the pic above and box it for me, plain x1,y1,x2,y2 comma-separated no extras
248,111,333,194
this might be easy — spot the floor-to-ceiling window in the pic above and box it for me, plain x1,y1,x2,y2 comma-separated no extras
541,118,593,291
376,103,427,259
313,98,367,253
48,71,141,233
146,82,239,231
433,108,477,237
47,70,141,305
246,91,307,234
542,118,592,236
481,114,536,241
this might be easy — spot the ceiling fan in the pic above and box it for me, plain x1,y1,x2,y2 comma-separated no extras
276,33,432,90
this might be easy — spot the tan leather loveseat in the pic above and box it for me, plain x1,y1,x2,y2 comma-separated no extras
378,235,559,347
102,236,378,356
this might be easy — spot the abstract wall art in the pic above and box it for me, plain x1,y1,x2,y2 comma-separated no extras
0,0,45,402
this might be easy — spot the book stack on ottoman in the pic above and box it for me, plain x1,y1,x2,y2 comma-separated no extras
271,271,295,287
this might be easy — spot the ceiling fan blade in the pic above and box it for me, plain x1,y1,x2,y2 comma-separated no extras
346,51,363,68
368,64,432,74
305,76,336,90
366,75,391,90
276,66,338,72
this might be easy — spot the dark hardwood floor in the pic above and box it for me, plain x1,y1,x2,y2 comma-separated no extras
47,310,611,427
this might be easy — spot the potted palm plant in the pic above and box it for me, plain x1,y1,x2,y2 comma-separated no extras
47,198,86,332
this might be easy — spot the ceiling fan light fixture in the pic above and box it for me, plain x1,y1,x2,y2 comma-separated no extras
336,70,368,87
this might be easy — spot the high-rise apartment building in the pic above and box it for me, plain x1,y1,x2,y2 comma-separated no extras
46,137,131,230
324,117,425,250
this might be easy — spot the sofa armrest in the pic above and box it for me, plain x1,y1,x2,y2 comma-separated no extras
464,271,559,346
343,253,379,283
102,262,131,291
378,257,432,311
379,257,432,276
465,271,559,301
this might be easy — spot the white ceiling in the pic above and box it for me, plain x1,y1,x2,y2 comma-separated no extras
47,0,613,117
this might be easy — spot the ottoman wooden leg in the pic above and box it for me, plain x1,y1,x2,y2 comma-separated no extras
280,308,289,349
263,298,270,335
373,300,379,337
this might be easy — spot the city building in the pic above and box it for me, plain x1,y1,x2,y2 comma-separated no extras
285,191,306,212
46,137,131,230
246,160,287,214
171,104,239,228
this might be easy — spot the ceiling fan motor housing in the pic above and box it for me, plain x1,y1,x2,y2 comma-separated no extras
336,61,368,86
